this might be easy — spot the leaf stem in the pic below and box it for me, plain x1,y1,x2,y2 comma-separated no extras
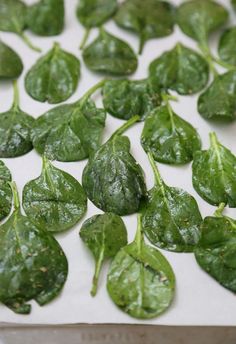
8,181,20,211
161,93,176,129
214,203,226,217
111,115,140,139
90,249,104,297
79,79,107,105
138,35,145,55
147,152,164,189
12,80,20,110
20,32,41,53
135,214,144,253
212,56,236,71
80,28,91,50
209,132,218,148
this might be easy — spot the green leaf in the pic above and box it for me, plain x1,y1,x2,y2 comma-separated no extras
27,0,64,36
195,204,236,293
218,27,236,67
115,0,175,54
31,81,106,162
192,132,236,207
232,0,236,10
82,28,138,76
149,43,209,95
80,213,127,296
82,116,147,216
0,41,23,79
141,153,202,252
0,82,35,158
198,71,236,121
22,157,87,233
0,182,68,314
0,160,12,222
141,102,201,165
102,78,161,121
25,42,81,104
107,215,175,319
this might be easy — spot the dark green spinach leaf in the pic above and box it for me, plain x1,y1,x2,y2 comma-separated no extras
232,0,236,10
82,116,147,216
115,0,175,54
0,81,35,158
107,215,175,319
192,132,236,207
80,213,127,296
102,78,161,121
149,43,209,95
31,80,106,162
218,27,236,67
0,160,12,222
0,41,23,79
0,182,68,314
82,28,138,76
25,42,81,104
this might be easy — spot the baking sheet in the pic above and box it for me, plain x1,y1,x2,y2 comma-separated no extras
1,0,236,326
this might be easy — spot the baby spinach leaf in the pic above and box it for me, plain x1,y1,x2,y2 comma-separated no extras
232,0,236,10
107,215,175,319
23,157,87,233
0,41,23,79
80,213,127,296
198,71,236,121
192,132,236,207
195,203,236,293
0,182,68,314
0,160,12,222
27,0,64,36
0,82,35,158
82,116,147,216
82,28,138,76
25,42,81,104
149,43,209,95
141,153,202,252
31,81,106,162
102,78,161,121
115,0,175,54
218,27,236,67
77,0,118,49
141,100,201,165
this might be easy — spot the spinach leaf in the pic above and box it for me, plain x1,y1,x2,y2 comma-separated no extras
0,160,12,222
80,213,127,296
31,80,106,162
77,0,118,49
0,82,35,158
23,157,87,233
141,153,202,252
107,215,175,319
0,182,68,314
115,0,175,54
25,42,81,104
82,28,138,76
218,27,236,67
0,41,23,79
27,0,64,36
102,78,161,121
198,71,236,121
0,0,41,52
195,203,236,293
232,0,236,10
82,116,147,216
149,43,209,95
141,99,201,165
192,132,236,207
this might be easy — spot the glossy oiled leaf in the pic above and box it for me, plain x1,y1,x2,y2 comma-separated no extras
31,81,106,162
149,43,209,95
23,157,87,233
27,0,64,36
141,104,201,165
198,71,236,121
0,160,12,221
0,183,68,314
0,41,23,79
192,133,236,207
141,154,202,252
0,0,26,35
82,28,138,76
25,43,81,104
107,217,175,319
218,27,236,66
80,213,127,296
102,79,161,121
0,82,35,158
82,117,147,216
195,205,236,293
115,0,175,54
